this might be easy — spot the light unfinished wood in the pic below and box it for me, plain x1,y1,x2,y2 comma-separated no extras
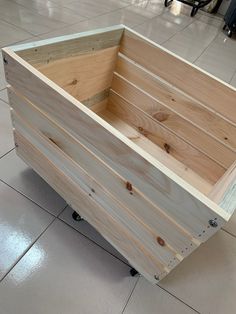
38,46,119,101
99,110,213,195
120,28,236,124
2,52,228,240
14,111,181,269
111,73,235,168
15,25,124,67
107,91,225,184
15,131,166,284
115,54,236,152
9,88,199,256
209,161,236,214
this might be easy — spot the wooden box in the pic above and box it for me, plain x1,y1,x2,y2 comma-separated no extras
2,25,236,284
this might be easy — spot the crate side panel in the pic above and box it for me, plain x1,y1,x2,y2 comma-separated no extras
14,130,167,284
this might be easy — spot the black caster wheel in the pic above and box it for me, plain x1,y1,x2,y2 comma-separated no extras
191,7,198,17
223,24,227,30
130,268,139,277
72,210,83,221
227,29,233,38
164,0,173,7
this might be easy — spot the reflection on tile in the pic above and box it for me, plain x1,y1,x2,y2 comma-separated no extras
0,20,31,47
13,0,86,24
163,20,219,62
0,219,137,314
64,0,125,18
59,206,127,263
195,32,236,82
0,150,67,216
0,1,67,35
124,277,197,314
0,98,14,158
135,11,191,44
0,180,53,279
160,230,236,314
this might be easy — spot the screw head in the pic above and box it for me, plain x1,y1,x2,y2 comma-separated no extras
154,275,159,281
3,57,8,64
209,219,218,228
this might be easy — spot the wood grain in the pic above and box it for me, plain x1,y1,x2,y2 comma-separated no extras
111,73,235,168
107,91,225,184
38,46,119,101
9,88,198,256
15,131,166,283
3,49,228,241
120,29,236,125
15,25,124,66
115,55,236,152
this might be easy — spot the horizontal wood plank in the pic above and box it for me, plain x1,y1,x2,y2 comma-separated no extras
115,54,236,152
99,110,213,195
15,25,124,66
14,130,166,283
120,29,236,125
111,74,235,168
9,88,198,256
107,91,225,184
38,46,119,101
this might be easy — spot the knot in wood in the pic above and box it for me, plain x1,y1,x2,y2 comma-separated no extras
126,181,132,191
157,236,165,246
164,143,170,154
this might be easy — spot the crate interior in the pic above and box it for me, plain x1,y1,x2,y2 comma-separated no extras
15,32,236,198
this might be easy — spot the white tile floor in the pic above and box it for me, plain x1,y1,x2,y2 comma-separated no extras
0,0,236,313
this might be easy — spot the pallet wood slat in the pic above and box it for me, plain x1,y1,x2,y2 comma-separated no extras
14,131,165,283
9,88,198,256
115,54,236,152
111,73,235,168
2,25,236,284
120,29,236,125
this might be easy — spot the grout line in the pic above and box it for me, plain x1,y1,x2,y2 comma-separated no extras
193,30,219,63
0,147,15,160
221,228,236,239
0,216,57,284
57,211,130,267
121,276,139,313
0,177,63,218
157,285,201,313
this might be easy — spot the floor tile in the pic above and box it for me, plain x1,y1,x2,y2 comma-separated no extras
0,1,67,36
134,11,191,44
160,230,236,314
0,180,53,280
0,20,32,47
39,7,149,40
63,0,124,18
0,150,67,216
14,0,87,25
124,0,163,18
0,57,6,91
195,32,236,82
124,277,197,314
0,219,137,314
0,98,14,158
59,206,127,264
162,20,219,62
230,72,236,88
0,88,8,103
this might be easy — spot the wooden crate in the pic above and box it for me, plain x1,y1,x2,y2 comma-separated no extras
2,25,236,284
